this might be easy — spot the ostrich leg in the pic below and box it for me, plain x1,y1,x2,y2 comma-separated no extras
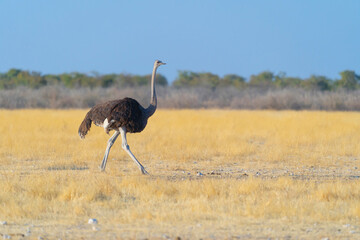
99,131,120,171
119,127,149,175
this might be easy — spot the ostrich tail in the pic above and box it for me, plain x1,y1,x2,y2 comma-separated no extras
78,115,92,139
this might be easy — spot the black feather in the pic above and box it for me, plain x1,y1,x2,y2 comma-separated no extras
78,97,147,138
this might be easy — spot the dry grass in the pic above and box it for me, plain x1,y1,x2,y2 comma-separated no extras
3,87,360,110
0,109,360,239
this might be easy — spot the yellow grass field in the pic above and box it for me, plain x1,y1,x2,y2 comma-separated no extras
0,109,360,239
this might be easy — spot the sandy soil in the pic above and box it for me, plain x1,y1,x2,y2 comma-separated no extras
1,212,359,239
1,163,359,240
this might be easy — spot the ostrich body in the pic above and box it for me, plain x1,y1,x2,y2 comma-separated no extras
78,60,166,174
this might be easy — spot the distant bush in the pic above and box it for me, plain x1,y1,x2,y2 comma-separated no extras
0,69,168,89
1,68,360,110
1,86,360,111
173,71,245,89
172,70,360,91
1,68,359,91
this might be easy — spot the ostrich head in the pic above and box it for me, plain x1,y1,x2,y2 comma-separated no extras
154,60,166,67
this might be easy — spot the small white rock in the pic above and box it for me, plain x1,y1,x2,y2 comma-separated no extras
88,218,98,224
162,234,170,239
92,226,100,231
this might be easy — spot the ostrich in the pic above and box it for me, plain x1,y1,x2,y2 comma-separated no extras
78,60,166,174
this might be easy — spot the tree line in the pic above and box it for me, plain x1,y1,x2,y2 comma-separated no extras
0,69,168,89
173,70,360,91
0,68,359,91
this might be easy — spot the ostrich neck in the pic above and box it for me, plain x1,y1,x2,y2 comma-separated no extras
144,65,158,119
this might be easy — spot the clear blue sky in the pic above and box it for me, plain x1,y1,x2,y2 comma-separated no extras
0,0,359,82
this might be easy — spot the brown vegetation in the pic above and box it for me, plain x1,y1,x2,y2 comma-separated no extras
1,86,360,110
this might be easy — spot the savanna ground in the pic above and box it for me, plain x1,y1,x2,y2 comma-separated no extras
0,109,360,239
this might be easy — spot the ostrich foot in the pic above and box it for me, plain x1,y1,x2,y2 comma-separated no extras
141,167,149,175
